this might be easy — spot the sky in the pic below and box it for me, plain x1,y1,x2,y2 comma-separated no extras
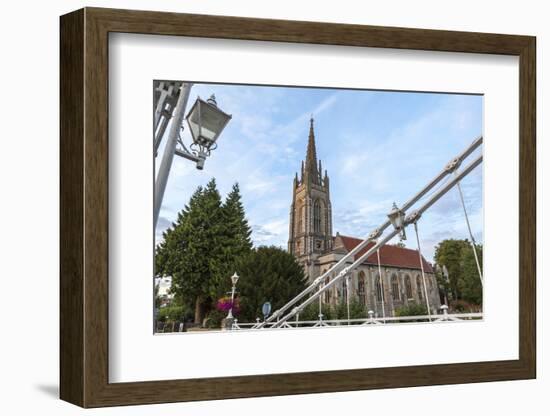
155,83,483,261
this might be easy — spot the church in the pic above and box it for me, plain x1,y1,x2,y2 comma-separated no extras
288,119,441,317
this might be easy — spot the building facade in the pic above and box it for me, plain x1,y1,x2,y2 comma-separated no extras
288,119,440,317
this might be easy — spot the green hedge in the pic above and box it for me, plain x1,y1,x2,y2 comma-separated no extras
394,303,428,317
297,299,369,322
157,305,192,322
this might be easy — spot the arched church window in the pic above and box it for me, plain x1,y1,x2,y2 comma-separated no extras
357,272,366,305
341,278,348,303
405,274,413,299
391,274,400,301
324,276,330,303
375,275,383,302
416,275,423,300
313,200,322,233
297,205,304,233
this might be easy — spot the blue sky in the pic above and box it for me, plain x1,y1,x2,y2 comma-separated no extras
155,83,483,261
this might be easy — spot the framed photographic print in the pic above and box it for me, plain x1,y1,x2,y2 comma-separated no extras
60,7,536,408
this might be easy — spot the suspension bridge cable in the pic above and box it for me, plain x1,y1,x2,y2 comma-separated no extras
413,221,432,321
318,281,323,323
416,173,453,205
376,248,386,322
346,275,351,325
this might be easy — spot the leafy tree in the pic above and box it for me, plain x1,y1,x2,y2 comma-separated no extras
434,266,450,304
434,238,483,307
457,243,483,304
154,280,161,308
233,246,308,322
434,239,470,300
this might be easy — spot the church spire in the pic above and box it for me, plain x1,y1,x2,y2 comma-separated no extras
288,115,333,277
304,116,319,184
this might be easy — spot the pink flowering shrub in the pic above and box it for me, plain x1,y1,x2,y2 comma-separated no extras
216,296,240,315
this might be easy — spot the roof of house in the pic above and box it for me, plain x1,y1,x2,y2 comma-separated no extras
336,235,434,273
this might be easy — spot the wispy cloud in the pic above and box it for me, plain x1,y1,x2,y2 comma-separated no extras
251,218,288,247
155,84,483,260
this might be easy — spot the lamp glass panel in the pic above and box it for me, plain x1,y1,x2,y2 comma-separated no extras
187,104,201,143
199,103,230,144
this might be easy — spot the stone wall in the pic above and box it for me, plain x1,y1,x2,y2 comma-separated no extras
316,255,440,317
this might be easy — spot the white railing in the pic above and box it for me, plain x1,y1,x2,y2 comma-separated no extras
230,311,483,330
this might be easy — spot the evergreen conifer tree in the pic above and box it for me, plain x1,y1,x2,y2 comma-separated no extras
234,246,307,322
214,183,253,296
155,179,225,324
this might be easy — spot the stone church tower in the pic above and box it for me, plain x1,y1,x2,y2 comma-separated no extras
288,118,333,281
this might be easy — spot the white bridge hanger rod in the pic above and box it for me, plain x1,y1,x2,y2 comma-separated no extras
271,152,483,328
455,173,484,286
257,135,483,328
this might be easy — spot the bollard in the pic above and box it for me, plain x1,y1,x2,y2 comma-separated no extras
368,310,375,324
440,304,449,320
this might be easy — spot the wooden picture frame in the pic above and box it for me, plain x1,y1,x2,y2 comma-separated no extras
60,7,536,408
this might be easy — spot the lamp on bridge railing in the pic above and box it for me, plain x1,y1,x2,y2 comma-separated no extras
226,272,240,320
184,94,232,170
262,302,272,322
388,202,407,240
230,271,240,286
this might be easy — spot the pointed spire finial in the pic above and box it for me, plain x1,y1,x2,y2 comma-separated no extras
207,94,217,106
304,117,319,184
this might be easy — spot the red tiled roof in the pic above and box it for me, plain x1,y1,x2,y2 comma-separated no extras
337,235,434,273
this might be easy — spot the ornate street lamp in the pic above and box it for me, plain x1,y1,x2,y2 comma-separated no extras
182,95,232,170
231,271,240,286
154,84,232,229
226,272,240,320
388,202,407,240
